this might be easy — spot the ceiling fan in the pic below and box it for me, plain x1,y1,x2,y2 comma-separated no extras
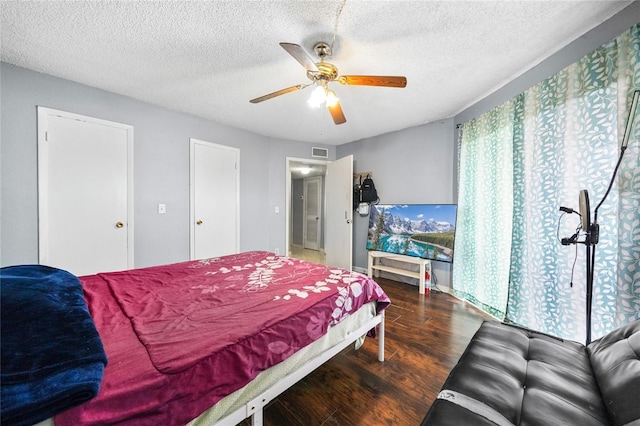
250,42,407,125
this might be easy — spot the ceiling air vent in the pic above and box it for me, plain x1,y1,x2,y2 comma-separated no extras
311,147,329,159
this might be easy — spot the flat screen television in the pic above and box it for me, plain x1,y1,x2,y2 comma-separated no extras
366,204,458,263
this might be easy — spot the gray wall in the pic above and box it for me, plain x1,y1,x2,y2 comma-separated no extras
337,119,456,286
0,63,335,268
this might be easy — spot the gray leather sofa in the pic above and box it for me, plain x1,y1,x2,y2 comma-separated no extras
421,320,640,426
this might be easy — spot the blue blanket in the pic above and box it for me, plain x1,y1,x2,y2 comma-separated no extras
1,265,107,426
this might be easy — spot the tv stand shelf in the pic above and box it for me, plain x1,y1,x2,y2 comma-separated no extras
367,251,431,294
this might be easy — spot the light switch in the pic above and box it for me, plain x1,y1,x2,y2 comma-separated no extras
274,206,280,213
158,203,166,214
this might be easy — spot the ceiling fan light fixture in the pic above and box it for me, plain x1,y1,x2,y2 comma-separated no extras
251,41,406,125
307,85,327,108
325,89,339,107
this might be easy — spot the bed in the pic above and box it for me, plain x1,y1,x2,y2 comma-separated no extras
1,251,390,426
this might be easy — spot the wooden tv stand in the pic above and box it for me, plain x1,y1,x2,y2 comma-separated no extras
367,251,432,294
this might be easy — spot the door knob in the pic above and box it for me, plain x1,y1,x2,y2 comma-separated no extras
196,220,203,225
115,222,124,228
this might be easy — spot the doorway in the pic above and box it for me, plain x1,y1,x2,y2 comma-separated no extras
286,155,354,269
286,158,327,264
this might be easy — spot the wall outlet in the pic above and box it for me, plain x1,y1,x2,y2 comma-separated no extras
158,203,166,214
274,248,280,255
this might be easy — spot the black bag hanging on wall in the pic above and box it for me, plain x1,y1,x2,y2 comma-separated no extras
360,175,379,204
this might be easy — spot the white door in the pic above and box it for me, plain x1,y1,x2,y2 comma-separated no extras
37,107,134,276
303,176,322,251
324,155,353,270
190,139,239,259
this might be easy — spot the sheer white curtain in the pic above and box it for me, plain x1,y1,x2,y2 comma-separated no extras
454,23,640,341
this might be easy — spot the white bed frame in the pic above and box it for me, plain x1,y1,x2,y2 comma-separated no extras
213,311,385,426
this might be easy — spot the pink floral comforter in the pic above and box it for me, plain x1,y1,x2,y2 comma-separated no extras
56,251,389,425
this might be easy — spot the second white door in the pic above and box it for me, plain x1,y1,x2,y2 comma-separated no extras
190,139,240,259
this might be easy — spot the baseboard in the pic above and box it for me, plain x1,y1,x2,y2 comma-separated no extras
353,266,367,274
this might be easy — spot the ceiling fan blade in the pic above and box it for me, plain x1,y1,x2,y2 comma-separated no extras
250,84,310,103
328,101,346,125
280,42,319,72
338,75,407,88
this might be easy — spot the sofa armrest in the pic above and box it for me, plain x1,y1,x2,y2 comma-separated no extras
588,320,640,426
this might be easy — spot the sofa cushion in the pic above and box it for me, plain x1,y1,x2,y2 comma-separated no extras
421,321,610,425
587,320,640,426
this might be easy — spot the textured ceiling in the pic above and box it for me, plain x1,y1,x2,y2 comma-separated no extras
1,1,633,145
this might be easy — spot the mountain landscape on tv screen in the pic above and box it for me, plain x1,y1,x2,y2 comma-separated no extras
367,205,457,262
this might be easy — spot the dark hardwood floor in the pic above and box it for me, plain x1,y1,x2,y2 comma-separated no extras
239,277,494,425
